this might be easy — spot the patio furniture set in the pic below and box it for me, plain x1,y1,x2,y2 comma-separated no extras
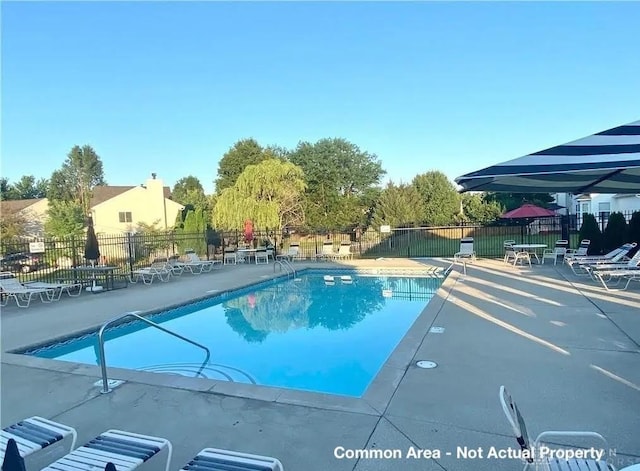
130,253,222,285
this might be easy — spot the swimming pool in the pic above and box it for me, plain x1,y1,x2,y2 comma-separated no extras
25,270,444,397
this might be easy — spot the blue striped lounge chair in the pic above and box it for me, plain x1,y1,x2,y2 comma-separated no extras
1,416,77,467
42,429,172,471
181,447,283,470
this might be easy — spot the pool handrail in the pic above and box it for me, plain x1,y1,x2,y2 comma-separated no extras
273,259,296,277
97,312,211,394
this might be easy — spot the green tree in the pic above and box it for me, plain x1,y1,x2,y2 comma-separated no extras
289,138,385,229
579,213,603,255
11,175,49,199
371,182,425,228
214,159,306,231
214,139,284,194
484,192,554,212
0,178,19,200
602,212,628,252
412,171,460,226
460,193,504,224
44,200,85,238
48,145,106,211
0,211,28,239
172,176,205,206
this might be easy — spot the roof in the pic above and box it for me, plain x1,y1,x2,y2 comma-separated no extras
0,198,45,215
90,185,172,207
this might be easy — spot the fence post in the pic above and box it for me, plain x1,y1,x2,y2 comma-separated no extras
71,235,79,268
127,232,134,275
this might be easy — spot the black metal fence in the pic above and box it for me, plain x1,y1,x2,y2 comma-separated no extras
2,209,637,284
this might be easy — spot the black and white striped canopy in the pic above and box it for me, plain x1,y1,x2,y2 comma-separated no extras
455,120,640,194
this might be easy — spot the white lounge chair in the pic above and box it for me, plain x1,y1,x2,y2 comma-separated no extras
541,240,568,265
186,252,220,271
1,416,77,468
335,242,353,260
181,447,283,470
564,243,634,276
42,429,172,471
591,267,640,291
276,244,300,262
0,275,56,308
454,237,476,263
499,386,615,471
316,242,336,261
130,262,172,285
22,279,83,300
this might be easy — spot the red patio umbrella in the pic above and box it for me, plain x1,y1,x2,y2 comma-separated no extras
501,204,556,219
244,219,254,243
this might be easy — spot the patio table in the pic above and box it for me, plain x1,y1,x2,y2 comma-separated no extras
512,244,547,264
237,248,258,264
72,266,124,292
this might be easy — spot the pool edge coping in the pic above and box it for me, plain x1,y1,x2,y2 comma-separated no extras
2,265,460,415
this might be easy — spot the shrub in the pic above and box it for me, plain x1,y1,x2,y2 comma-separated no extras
579,214,603,255
602,212,628,253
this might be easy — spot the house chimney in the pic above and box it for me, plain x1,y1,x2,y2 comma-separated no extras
151,173,157,180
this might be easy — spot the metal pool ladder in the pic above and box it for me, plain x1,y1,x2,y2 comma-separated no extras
274,259,296,278
97,312,211,394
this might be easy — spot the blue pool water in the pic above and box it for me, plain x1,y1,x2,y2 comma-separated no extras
27,271,444,397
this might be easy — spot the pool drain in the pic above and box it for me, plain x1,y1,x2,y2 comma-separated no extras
416,361,438,369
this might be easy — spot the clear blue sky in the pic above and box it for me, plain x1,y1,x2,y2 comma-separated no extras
2,1,639,194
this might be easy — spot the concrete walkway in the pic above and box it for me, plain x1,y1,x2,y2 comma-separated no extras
2,258,639,470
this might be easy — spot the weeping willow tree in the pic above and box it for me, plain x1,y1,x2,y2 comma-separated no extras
213,159,306,230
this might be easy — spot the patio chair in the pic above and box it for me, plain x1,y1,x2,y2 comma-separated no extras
224,248,237,265
186,252,221,271
541,240,568,265
1,417,78,469
316,241,337,261
180,447,284,470
0,275,57,308
499,386,615,471
335,242,354,260
42,429,172,471
504,240,517,264
255,248,269,264
565,239,591,258
454,237,476,263
129,262,172,285
276,243,300,262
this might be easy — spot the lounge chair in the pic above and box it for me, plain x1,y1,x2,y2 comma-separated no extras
276,243,300,262
130,262,172,285
454,237,476,263
499,386,615,471
335,242,353,260
186,252,221,271
22,280,83,300
584,248,640,275
180,447,283,470
541,240,568,265
42,429,172,471
591,268,640,291
565,243,636,276
0,275,57,308
1,416,77,468
316,242,336,261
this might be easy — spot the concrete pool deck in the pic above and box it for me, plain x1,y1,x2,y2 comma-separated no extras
1,258,639,470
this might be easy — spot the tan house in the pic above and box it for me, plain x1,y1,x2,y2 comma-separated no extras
0,198,50,238
1,174,184,238
89,174,184,234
